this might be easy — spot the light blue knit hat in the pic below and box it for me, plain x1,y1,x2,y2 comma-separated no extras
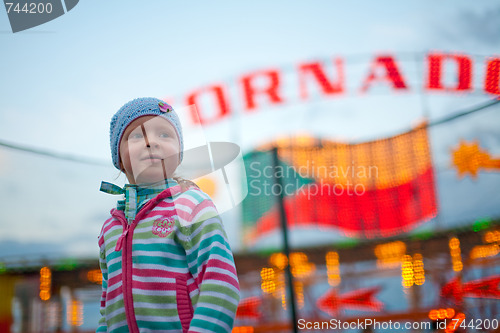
110,97,183,170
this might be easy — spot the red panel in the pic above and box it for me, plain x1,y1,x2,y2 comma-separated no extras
254,167,437,239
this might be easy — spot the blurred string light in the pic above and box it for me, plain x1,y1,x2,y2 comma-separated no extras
39,266,51,301
374,241,406,268
87,269,103,284
289,252,315,279
67,300,83,327
260,252,315,309
401,253,425,288
449,237,463,272
401,255,414,288
0,97,498,165
260,267,276,294
280,276,287,310
428,308,456,320
294,281,304,310
445,312,466,333
470,244,499,259
292,252,315,309
470,229,500,259
325,251,341,286
413,253,425,286
269,253,287,270
484,230,500,243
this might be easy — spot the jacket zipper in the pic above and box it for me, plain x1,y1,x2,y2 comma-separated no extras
112,213,139,333
113,195,164,333
122,222,139,333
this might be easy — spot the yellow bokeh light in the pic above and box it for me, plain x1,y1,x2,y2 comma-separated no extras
67,300,83,327
453,262,463,272
326,251,341,286
260,267,277,294
39,266,51,301
470,244,500,259
269,253,288,270
449,237,460,249
412,253,425,286
87,269,103,284
401,254,425,287
449,237,463,272
195,176,217,198
451,140,500,179
375,241,407,268
484,230,500,244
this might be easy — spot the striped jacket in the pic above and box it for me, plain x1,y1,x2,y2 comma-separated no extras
97,184,240,332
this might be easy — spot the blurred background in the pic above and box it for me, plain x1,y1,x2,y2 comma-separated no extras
1,1,499,332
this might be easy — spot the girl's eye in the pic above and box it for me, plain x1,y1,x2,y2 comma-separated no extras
129,132,143,140
159,132,170,138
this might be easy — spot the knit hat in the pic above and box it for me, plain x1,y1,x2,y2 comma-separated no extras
110,97,183,170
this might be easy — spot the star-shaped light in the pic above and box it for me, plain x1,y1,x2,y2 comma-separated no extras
452,140,491,179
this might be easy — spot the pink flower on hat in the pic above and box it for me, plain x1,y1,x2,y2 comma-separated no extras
158,101,172,113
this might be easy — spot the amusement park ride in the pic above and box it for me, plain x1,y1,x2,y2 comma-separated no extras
1,51,500,332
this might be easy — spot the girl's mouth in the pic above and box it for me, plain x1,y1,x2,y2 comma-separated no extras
142,155,163,162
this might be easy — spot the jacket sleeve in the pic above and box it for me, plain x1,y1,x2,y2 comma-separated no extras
96,234,108,332
179,190,240,333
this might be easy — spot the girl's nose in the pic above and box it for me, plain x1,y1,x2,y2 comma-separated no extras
146,137,159,148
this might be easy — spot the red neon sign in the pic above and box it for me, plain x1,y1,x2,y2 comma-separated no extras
360,55,408,92
178,52,499,125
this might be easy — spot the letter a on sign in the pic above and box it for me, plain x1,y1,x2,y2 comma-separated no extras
360,55,408,93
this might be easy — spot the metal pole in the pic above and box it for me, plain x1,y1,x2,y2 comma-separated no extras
272,146,299,333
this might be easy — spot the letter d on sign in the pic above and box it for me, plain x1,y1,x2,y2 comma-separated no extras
4,0,79,33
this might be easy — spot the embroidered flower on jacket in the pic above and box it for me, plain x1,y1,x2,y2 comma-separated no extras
152,217,175,238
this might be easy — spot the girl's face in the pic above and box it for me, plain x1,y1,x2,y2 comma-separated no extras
119,116,180,184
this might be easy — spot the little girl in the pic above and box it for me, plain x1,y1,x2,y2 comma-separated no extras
97,97,240,333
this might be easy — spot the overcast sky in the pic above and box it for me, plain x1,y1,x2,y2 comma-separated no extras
1,1,499,260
